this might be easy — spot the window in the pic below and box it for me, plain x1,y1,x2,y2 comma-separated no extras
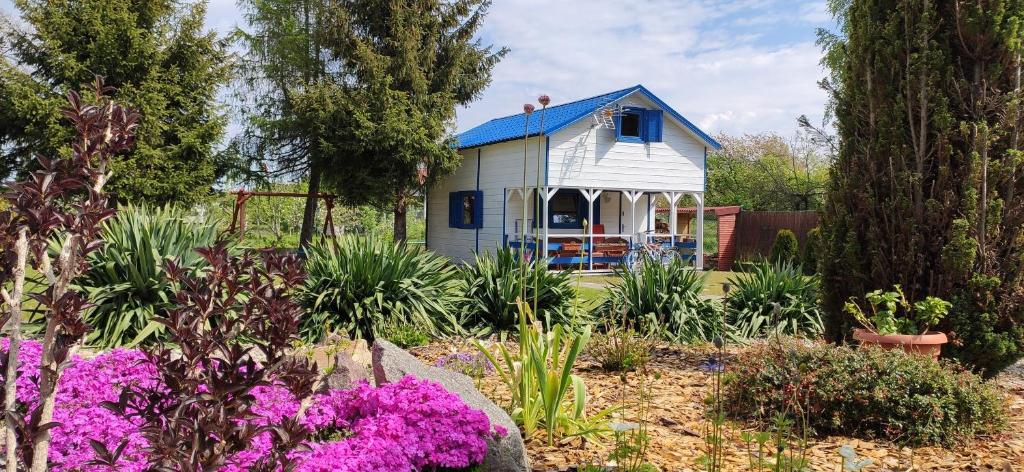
461,193,476,226
540,190,601,229
551,192,581,226
619,112,641,139
615,107,663,143
448,190,482,229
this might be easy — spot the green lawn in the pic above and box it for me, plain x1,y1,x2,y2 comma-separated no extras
574,270,736,300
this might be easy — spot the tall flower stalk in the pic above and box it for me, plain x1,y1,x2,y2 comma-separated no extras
533,95,550,317
520,104,535,302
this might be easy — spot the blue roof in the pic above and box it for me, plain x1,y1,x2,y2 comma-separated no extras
456,84,722,150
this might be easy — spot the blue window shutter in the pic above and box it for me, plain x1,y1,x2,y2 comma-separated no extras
644,110,663,142
613,113,623,141
448,192,458,228
472,190,483,228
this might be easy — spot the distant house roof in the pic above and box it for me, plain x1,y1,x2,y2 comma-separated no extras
456,84,722,150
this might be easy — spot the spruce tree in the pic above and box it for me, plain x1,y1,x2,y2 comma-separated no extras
820,0,1024,376
319,0,507,242
0,0,231,205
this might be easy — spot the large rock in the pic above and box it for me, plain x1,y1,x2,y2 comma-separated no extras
324,350,372,390
372,339,528,472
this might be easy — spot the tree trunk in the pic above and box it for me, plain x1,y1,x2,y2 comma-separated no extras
299,163,322,248
393,189,408,243
3,229,27,472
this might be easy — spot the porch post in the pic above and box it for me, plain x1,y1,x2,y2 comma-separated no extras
582,188,602,270
543,187,558,266
662,191,682,247
695,192,704,270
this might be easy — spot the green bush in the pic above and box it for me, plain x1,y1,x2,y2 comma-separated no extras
601,257,722,343
71,204,225,347
723,340,1006,446
298,236,462,342
769,229,799,263
801,226,821,275
376,321,430,348
586,324,654,372
459,247,578,334
725,261,823,338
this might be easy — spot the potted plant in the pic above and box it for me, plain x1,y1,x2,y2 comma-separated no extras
843,285,951,359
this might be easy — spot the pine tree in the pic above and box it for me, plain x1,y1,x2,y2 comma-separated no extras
0,0,231,205
318,0,507,242
819,0,1024,376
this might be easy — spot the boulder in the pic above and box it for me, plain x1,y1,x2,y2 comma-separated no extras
323,350,372,390
372,339,528,472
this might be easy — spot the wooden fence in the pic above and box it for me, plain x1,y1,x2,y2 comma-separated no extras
732,211,820,264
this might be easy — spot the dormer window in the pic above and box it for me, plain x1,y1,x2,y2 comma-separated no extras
615,107,663,144
619,111,642,139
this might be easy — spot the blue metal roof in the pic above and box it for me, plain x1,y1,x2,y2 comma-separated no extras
456,84,722,150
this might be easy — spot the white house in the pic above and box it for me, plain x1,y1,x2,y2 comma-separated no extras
425,85,721,270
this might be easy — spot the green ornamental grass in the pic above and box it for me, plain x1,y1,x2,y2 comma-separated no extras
66,204,225,348
299,236,462,342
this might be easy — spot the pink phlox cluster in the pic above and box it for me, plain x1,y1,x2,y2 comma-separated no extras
2,340,497,471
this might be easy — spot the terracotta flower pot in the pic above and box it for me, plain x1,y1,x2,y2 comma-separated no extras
852,328,948,360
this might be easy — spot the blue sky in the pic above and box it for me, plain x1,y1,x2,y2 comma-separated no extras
1,0,834,137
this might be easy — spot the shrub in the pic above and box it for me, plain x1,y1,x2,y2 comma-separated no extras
586,323,654,372
377,321,430,348
725,261,823,338
460,247,577,334
601,257,723,343
800,226,822,275
769,229,799,263
723,340,1006,446
67,203,225,348
299,236,463,342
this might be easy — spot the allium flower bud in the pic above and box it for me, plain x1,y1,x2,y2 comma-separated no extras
523,103,535,114
713,336,724,349
538,94,550,106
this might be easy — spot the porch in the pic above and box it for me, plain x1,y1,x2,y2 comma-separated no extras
502,186,704,271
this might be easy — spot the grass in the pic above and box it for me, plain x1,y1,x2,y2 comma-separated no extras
575,270,735,300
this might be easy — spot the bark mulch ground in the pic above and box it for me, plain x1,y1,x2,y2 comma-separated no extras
412,341,1024,472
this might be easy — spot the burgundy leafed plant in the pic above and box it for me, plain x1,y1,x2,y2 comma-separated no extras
1,77,138,472
96,244,319,472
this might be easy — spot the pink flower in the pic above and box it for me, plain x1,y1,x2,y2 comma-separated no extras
2,340,498,472
523,103,535,114
538,95,550,106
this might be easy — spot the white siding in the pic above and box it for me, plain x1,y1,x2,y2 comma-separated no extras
427,139,543,262
547,92,707,192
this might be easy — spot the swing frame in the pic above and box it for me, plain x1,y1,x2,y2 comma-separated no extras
227,190,338,241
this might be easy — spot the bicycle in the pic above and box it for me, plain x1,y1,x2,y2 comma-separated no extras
624,231,684,272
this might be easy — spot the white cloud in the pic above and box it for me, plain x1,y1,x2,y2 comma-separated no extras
457,0,830,137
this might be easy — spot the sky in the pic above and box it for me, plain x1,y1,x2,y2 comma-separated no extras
0,0,835,138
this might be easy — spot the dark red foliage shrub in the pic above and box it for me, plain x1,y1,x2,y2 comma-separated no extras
98,244,319,471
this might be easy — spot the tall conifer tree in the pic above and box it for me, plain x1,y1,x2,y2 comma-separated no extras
319,0,507,241
0,0,231,205
820,0,1024,375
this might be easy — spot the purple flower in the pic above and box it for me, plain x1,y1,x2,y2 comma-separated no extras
435,351,495,376
2,339,499,472
538,95,550,106
523,103,535,114
698,356,726,373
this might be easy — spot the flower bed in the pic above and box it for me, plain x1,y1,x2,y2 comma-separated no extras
1,339,500,471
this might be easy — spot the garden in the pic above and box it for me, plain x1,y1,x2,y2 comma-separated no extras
5,0,1024,471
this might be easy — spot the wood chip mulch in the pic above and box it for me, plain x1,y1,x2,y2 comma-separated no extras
411,341,1024,472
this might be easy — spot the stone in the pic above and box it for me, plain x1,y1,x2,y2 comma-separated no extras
324,350,372,390
349,338,371,366
372,339,528,472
